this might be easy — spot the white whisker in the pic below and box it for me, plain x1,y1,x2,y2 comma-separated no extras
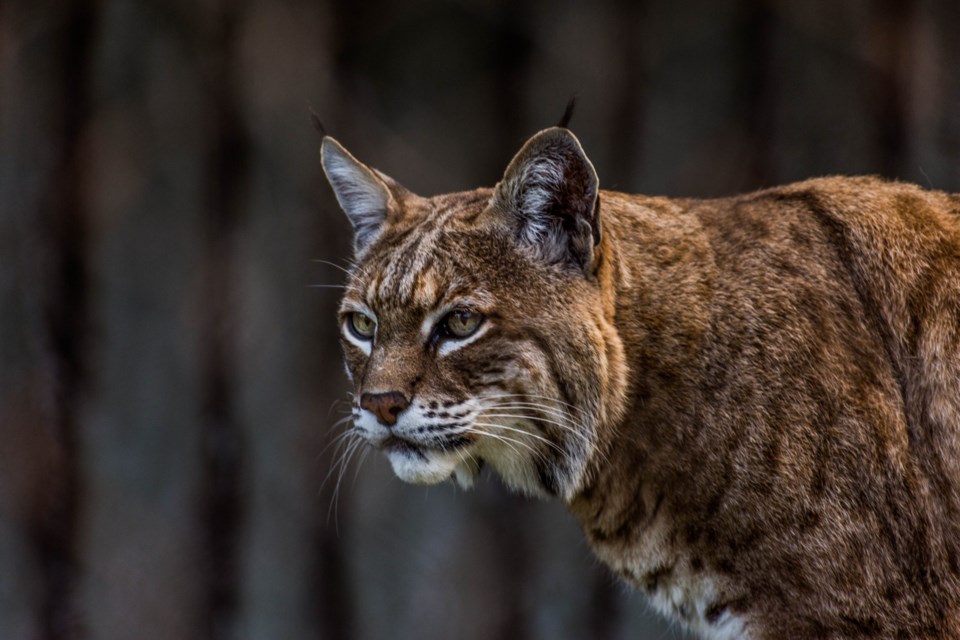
481,409,594,447
317,425,359,461
352,446,372,486
474,420,568,457
480,391,582,412
327,435,365,527
311,258,357,276
485,401,571,419
471,422,552,463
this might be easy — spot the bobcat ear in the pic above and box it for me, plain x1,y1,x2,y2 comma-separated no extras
321,136,399,255
493,127,600,272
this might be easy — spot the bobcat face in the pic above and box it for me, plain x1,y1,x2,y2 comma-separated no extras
324,129,628,499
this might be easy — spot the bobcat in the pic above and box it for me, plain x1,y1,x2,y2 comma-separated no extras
321,123,960,638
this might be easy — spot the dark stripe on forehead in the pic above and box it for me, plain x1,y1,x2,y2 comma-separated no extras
358,195,491,308
396,234,443,301
384,235,426,298
381,203,465,303
359,223,431,306
365,270,385,303
410,259,439,305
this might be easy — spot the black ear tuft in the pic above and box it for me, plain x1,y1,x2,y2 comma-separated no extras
557,94,577,129
309,109,326,136
493,127,600,272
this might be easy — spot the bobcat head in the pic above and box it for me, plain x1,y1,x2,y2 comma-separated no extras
322,128,628,500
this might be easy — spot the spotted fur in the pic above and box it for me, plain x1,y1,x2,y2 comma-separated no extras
322,126,960,638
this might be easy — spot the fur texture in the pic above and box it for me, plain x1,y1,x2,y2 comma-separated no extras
323,127,960,638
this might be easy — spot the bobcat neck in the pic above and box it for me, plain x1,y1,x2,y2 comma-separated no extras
574,192,716,509
569,193,738,635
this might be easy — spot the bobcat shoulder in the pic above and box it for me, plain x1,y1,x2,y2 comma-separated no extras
322,126,960,639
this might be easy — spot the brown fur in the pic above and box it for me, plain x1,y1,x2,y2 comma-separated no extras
322,128,960,638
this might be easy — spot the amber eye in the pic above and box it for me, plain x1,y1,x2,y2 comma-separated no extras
443,310,483,339
348,312,376,340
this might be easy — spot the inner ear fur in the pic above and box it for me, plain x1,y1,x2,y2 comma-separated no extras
321,136,404,255
493,127,601,272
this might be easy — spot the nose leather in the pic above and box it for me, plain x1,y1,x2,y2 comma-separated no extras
360,391,410,426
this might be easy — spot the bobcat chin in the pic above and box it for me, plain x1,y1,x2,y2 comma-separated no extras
321,125,960,639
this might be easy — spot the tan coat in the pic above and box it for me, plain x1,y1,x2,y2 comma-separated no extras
323,127,960,639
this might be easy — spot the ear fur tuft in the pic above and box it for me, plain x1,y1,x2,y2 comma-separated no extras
309,110,326,136
557,94,577,129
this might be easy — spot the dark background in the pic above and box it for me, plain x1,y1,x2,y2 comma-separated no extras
2,1,959,638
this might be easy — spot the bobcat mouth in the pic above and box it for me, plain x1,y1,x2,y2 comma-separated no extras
380,433,471,456
382,435,426,458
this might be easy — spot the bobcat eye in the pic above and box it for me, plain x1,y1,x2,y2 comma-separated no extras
347,312,376,340
443,310,483,339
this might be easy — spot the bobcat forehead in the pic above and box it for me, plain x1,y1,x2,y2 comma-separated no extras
411,268,439,308
349,193,493,303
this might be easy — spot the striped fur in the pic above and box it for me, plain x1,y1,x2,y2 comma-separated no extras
323,128,960,638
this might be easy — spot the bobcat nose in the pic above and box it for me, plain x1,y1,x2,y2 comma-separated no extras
360,391,410,427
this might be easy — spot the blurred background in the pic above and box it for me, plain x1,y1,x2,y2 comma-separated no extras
2,0,959,638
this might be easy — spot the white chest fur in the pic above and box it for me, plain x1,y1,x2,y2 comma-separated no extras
590,536,750,640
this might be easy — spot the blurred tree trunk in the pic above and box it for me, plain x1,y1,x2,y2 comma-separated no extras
75,1,210,637
0,1,92,637
229,2,336,638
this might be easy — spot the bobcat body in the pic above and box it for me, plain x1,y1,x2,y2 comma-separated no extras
321,126,960,638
